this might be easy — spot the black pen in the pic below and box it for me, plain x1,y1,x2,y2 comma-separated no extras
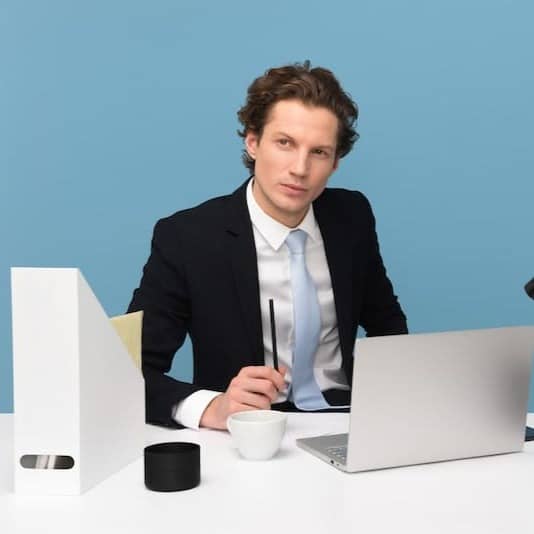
269,299,279,371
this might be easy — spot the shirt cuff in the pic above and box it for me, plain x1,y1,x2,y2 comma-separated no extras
173,390,222,430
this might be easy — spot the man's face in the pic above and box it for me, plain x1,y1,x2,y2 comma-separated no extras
245,99,339,228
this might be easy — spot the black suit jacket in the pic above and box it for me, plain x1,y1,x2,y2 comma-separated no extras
128,179,407,427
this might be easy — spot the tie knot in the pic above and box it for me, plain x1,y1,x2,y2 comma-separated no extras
285,229,308,255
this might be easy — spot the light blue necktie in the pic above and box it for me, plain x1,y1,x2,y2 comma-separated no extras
286,230,329,410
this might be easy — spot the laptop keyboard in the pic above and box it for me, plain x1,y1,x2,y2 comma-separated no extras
326,445,347,464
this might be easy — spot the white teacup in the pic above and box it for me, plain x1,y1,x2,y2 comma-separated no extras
227,410,287,460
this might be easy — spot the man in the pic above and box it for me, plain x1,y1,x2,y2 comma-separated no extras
128,62,407,430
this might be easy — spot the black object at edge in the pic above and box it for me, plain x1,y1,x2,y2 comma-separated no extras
523,280,534,440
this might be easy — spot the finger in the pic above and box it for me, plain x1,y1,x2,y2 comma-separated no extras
273,367,288,390
231,389,272,410
238,365,276,378
232,376,279,402
270,369,286,392
238,366,286,391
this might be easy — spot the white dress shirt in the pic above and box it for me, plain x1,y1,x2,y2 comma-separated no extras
174,180,348,429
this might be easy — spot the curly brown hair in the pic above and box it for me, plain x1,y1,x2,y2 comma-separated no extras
237,61,359,173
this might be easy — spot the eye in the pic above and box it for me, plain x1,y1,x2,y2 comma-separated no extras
312,148,329,157
277,138,290,147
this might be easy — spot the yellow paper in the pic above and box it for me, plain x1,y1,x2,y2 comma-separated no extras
110,311,143,369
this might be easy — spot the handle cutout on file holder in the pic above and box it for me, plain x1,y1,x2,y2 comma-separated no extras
20,455,75,470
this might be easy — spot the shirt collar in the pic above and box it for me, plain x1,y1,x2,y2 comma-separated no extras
246,178,321,251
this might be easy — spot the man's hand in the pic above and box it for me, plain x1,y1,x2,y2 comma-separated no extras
200,365,287,430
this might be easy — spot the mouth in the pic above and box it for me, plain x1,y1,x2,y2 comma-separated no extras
280,183,308,194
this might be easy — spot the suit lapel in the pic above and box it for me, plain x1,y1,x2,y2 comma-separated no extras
314,194,354,369
224,180,265,366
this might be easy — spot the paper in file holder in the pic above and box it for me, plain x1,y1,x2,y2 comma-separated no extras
11,268,145,495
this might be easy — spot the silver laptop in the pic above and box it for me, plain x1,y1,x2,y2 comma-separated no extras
297,326,534,472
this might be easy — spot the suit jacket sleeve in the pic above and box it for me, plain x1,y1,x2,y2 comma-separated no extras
358,195,408,337
127,217,202,428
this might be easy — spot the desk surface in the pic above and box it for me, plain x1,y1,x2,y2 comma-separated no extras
1,413,533,534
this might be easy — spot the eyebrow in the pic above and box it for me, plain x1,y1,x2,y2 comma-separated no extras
272,131,335,152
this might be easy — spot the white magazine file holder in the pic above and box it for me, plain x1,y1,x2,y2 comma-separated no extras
11,268,145,495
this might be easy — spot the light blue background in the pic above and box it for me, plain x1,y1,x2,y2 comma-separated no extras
2,1,533,413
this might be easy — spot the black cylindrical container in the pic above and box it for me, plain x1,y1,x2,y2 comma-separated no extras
144,442,200,492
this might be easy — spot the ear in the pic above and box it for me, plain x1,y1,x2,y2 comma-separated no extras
245,131,260,160
332,156,340,171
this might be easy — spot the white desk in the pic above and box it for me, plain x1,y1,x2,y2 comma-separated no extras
1,413,533,534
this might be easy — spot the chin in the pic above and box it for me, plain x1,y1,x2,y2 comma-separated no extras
276,199,306,213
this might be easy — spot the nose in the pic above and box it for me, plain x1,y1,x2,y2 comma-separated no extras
289,150,309,178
